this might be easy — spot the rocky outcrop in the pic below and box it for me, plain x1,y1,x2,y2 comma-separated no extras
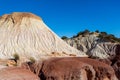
63,33,120,79
112,44,120,79
0,12,86,62
27,57,118,80
0,12,119,80
89,43,117,59
0,57,118,80
0,67,40,80
64,34,119,59
64,35,98,53
98,44,120,79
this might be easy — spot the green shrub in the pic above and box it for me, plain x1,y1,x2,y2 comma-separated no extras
29,57,35,63
76,29,90,37
95,30,99,33
98,32,120,43
61,36,68,39
13,53,19,62
76,31,83,37
100,32,107,36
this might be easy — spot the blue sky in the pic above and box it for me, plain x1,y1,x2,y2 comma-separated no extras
0,0,120,37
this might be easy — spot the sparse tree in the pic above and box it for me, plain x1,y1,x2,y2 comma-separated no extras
61,36,68,39
95,30,99,33
100,32,107,36
29,57,35,63
13,53,19,63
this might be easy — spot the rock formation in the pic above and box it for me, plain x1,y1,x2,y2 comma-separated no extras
64,34,119,59
28,57,118,80
0,67,40,80
0,12,119,80
0,12,86,61
99,44,120,79
63,32,120,79
0,57,118,80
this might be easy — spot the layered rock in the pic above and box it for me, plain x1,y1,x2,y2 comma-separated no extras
99,44,120,79
89,43,117,59
64,34,119,59
0,57,117,80
0,12,119,80
63,33,120,79
0,12,86,61
64,35,98,53
113,44,120,79
27,57,118,80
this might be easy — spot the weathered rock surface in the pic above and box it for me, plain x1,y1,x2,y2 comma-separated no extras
0,12,86,61
98,44,120,79
0,57,118,80
0,12,119,80
0,67,40,80
27,57,118,80
112,44,120,79
64,35,119,59
63,34,120,79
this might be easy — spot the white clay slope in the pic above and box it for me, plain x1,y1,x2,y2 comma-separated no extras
0,12,86,60
64,34,118,59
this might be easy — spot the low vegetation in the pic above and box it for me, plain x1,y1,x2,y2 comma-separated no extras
29,57,35,63
98,32,120,43
61,36,68,39
13,53,20,63
76,29,90,37
61,29,120,43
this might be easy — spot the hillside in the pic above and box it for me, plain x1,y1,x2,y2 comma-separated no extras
0,12,86,61
62,30,120,79
62,30,120,58
0,13,119,80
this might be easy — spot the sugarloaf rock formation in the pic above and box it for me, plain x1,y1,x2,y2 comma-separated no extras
0,12,86,61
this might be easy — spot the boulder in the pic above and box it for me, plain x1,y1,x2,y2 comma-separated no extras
40,57,95,80
74,57,118,80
